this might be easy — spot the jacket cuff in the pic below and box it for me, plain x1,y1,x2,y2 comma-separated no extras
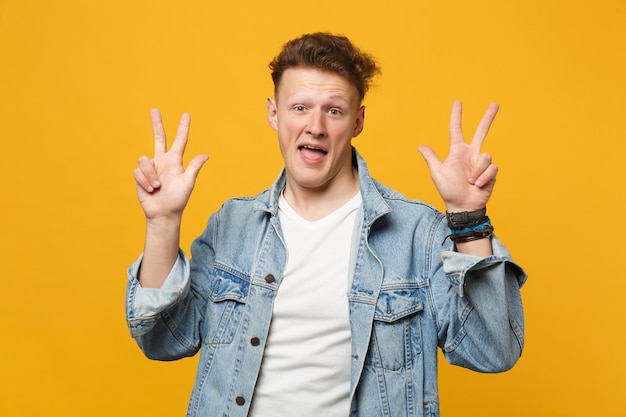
126,250,191,320
440,236,527,297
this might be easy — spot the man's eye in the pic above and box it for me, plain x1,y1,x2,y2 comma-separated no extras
329,109,341,116
294,105,306,111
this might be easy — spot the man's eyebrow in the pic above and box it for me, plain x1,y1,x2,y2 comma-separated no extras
285,93,351,103
327,95,350,103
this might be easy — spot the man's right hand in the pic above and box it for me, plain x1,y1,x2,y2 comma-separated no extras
134,108,209,222
133,109,208,288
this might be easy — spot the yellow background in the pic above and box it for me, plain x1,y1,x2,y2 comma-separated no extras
1,0,624,415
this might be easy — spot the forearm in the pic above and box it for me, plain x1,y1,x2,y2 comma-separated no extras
139,216,182,288
438,238,527,372
126,252,200,360
448,260,525,372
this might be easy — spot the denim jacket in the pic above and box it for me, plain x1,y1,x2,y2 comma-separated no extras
126,149,526,417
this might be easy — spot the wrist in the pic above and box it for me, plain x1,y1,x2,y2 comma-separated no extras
445,207,487,230
145,216,182,241
444,208,494,246
146,212,183,227
448,222,494,243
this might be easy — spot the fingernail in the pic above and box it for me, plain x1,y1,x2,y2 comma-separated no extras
152,180,161,188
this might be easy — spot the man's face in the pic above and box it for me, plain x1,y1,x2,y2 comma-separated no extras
267,67,365,196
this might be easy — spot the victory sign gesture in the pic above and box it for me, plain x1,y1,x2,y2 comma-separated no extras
418,101,500,213
134,109,209,221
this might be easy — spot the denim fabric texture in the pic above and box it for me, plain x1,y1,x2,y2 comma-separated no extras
126,149,527,417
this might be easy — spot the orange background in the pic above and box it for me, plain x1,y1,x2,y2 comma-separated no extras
1,1,625,416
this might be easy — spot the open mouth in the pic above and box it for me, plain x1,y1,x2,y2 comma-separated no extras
299,144,328,155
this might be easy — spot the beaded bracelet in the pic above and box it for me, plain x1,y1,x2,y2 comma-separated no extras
450,218,491,234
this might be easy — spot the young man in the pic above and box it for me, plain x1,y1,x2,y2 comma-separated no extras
127,33,526,417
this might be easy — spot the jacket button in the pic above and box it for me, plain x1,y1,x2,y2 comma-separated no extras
250,337,260,346
235,396,245,406
264,274,275,283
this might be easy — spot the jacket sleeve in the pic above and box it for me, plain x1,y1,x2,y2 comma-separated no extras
432,231,527,373
125,216,216,361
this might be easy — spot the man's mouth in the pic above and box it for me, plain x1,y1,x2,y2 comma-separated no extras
299,145,327,155
298,144,328,163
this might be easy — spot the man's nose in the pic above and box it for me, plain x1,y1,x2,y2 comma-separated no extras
306,110,327,138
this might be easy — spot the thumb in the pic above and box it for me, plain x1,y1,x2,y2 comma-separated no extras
184,154,209,181
417,145,440,171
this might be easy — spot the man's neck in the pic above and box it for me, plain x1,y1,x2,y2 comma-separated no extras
282,171,360,221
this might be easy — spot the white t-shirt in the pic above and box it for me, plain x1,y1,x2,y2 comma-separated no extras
248,191,362,417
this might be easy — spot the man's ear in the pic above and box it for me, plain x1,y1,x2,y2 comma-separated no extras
353,105,365,137
267,97,278,131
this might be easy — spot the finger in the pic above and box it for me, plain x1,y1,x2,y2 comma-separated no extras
169,113,191,156
150,108,167,155
474,163,498,188
184,154,209,182
134,167,155,193
449,100,464,145
468,152,492,184
137,155,161,190
470,103,499,151
417,145,442,172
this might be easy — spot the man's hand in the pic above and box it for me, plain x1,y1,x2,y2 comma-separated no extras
418,101,499,213
133,109,209,222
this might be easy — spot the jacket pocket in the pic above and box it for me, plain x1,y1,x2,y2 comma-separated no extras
366,285,423,371
204,265,249,345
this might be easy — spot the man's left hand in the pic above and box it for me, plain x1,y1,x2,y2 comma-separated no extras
418,100,499,213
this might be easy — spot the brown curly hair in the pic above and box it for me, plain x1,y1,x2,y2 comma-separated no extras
269,32,380,103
